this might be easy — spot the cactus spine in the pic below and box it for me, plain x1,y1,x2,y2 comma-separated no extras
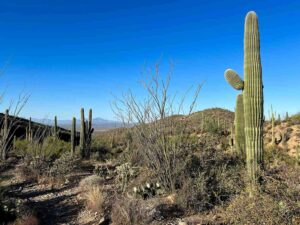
243,11,264,188
235,94,245,156
225,11,264,191
71,117,76,156
80,108,86,158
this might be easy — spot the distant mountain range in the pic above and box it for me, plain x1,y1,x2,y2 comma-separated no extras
32,117,124,131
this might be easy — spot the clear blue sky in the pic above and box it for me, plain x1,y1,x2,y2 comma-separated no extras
0,0,299,120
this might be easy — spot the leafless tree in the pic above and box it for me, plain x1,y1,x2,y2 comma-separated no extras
112,62,202,191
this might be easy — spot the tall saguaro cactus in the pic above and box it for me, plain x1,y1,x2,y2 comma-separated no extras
225,11,264,191
235,94,245,156
86,109,93,157
243,11,264,187
71,117,76,156
80,108,86,158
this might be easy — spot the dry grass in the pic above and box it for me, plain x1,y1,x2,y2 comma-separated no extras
82,186,104,213
111,198,146,225
10,213,39,225
223,192,297,225
79,175,104,192
15,164,38,182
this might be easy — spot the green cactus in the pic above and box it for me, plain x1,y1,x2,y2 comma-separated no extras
80,108,86,158
243,11,264,188
53,116,58,138
85,109,93,158
285,112,289,121
225,69,244,90
235,94,245,156
71,117,76,156
28,117,33,142
225,11,264,190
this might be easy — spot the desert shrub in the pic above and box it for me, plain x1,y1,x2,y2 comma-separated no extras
203,118,221,134
82,186,105,213
39,137,71,160
177,150,244,213
49,152,76,181
0,187,16,224
111,198,146,225
224,193,296,225
79,175,104,192
265,144,296,166
10,213,39,225
289,112,300,125
15,137,70,161
14,139,31,157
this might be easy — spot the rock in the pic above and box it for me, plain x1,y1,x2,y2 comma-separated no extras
99,215,111,225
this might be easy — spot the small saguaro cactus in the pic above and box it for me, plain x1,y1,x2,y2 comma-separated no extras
28,117,33,142
235,94,245,156
80,108,86,158
53,116,58,138
71,117,76,156
285,112,289,121
225,11,264,191
87,109,93,146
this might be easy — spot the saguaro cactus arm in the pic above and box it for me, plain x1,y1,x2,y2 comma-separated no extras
224,69,244,90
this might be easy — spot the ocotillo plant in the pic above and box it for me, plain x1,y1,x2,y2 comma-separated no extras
1,109,9,160
225,11,264,191
80,108,86,158
235,94,245,156
71,117,76,156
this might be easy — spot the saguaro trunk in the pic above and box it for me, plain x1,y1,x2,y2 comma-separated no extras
243,11,264,188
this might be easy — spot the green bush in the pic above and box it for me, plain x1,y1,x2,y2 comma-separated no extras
14,137,70,161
